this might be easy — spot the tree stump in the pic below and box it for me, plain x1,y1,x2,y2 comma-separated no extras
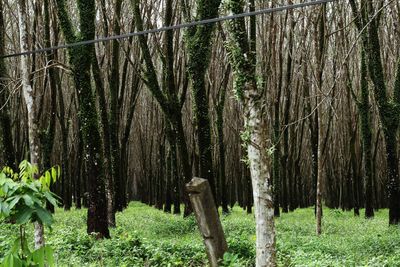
186,177,228,267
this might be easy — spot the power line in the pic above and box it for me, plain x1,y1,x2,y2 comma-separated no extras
1,0,336,59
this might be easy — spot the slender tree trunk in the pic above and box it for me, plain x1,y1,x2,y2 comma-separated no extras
186,0,221,200
226,0,276,264
18,0,45,249
42,0,60,212
216,66,230,213
0,0,16,170
110,0,126,213
315,4,326,236
348,0,375,219
245,91,276,266
92,52,116,226
164,136,172,213
132,0,192,215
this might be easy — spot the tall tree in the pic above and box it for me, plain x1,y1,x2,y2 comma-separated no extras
226,0,276,265
315,3,327,236
350,0,400,224
348,0,374,219
0,0,16,169
55,0,110,237
110,0,126,213
185,0,221,199
17,0,45,248
132,0,192,214
41,0,59,212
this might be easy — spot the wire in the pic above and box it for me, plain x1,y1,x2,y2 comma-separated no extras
1,0,336,59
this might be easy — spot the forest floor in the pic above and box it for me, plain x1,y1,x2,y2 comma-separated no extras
1,202,400,266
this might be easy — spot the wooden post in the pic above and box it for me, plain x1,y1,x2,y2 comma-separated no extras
186,177,228,267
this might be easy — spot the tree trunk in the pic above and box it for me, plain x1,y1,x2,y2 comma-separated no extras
18,0,45,249
0,0,16,170
245,96,276,266
226,0,276,264
315,4,326,235
216,65,230,213
358,0,400,224
91,52,116,226
186,0,221,201
186,178,228,267
56,0,109,238
110,0,125,213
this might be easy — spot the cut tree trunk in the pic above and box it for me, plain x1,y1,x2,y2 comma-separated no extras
186,178,228,267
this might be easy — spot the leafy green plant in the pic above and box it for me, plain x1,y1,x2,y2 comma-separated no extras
0,160,59,267
220,252,239,267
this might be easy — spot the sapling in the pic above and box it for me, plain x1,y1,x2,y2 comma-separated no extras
0,160,59,267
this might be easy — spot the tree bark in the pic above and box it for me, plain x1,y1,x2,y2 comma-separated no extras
187,178,228,267
226,0,276,265
110,0,126,213
0,0,16,170
56,0,110,238
186,0,221,201
18,0,45,249
315,4,326,236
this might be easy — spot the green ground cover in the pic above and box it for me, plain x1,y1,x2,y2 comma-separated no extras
1,202,400,266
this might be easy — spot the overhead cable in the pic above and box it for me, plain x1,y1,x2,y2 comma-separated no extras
1,0,336,59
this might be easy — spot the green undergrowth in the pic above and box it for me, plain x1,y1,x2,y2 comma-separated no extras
1,202,400,266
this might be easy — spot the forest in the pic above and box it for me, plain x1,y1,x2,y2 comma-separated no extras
1,0,400,266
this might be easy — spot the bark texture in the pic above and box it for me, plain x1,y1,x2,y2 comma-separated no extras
186,178,228,267
56,0,110,238
18,0,45,249
0,0,16,169
226,0,276,265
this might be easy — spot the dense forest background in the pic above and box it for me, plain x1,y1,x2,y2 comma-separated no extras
1,0,400,239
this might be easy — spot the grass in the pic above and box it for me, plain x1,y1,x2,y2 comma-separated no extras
1,202,400,266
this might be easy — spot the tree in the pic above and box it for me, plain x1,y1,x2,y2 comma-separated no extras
17,0,46,249
132,0,192,215
185,0,221,200
315,3,327,236
55,0,110,237
349,0,400,224
109,0,126,213
346,1,374,218
226,0,276,265
0,0,16,170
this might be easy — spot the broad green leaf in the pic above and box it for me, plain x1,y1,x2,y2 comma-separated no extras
27,183,39,193
0,173,6,184
32,247,45,267
14,206,34,224
40,176,46,187
45,171,51,187
1,253,14,267
1,202,10,216
21,237,31,256
51,168,57,183
22,194,34,207
13,256,24,267
2,182,8,195
43,191,58,207
44,246,55,267
28,194,43,206
35,205,53,226
11,238,21,254
7,195,21,210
